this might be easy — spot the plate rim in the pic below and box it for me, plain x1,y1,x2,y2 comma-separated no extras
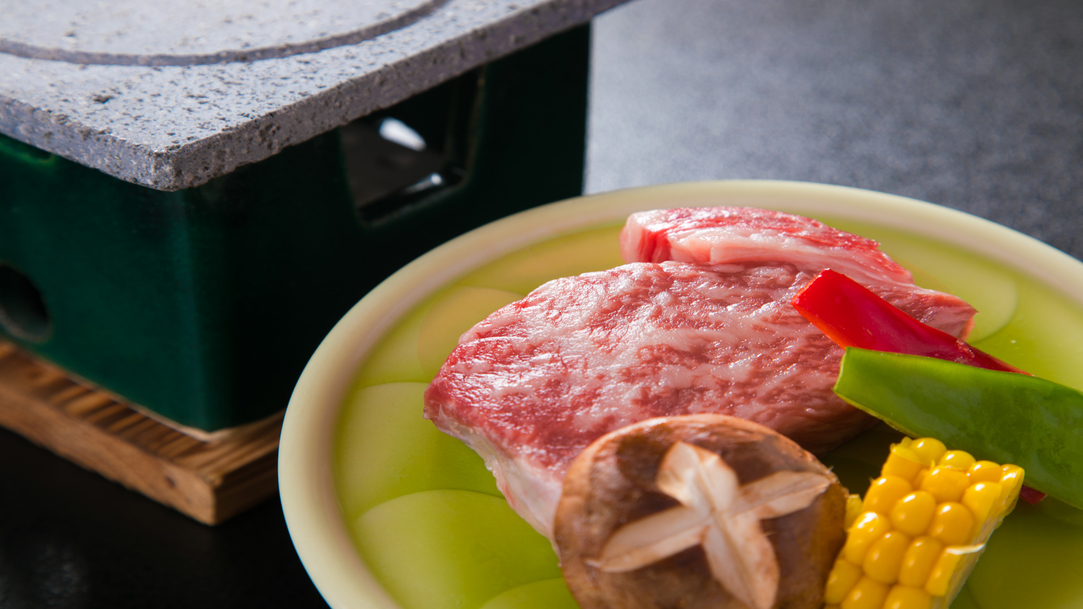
279,179,1083,609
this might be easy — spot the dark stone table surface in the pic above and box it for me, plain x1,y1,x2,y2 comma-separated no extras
2,0,1080,607
587,0,1083,261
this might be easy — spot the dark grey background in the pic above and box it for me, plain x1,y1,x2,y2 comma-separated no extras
587,0,1083,261
2,0,1080,607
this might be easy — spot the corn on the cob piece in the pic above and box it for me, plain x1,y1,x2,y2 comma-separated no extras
823,437,1022,609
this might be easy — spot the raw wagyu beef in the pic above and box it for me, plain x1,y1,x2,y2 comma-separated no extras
620,206,975,333
423,207,976,540
620,206,906,280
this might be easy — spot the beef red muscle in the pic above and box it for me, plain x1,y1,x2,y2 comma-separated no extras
424,207,977,541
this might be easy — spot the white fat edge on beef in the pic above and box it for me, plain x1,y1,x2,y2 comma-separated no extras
436,416,564,543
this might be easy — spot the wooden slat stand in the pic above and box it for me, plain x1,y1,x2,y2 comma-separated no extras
0,341,281,525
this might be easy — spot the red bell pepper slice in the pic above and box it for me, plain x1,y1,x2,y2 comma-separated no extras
793,269,1045,503
792,269,1027,374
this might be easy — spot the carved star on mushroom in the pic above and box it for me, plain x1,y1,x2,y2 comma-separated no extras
586,441,832,609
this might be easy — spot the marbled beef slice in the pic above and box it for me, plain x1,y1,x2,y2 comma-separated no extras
424,207,976,541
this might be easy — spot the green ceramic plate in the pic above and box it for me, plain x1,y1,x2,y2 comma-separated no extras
280,181,1083,609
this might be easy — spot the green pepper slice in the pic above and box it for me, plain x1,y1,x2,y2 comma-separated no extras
834,347,1083,510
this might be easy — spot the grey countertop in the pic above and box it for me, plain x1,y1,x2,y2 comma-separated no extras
587,0,1083,262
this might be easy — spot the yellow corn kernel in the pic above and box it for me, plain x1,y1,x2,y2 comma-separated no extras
841,576,890,609
846,494,865,528
937,450,976,471
862,530,912,584
824,558,864,604
920,467,971,503
967,460,1003,483
963,482,1003,531
843,512,894,564
865,476,914,516
834,436,1024,609
924,550,959,597
883,445,925,483
911,468,928,492
890,491,937,536
924,547,980,597
883,585,933,609
927,502,975,546
909,438,947,466
999,464,1025,507
898,536,944,588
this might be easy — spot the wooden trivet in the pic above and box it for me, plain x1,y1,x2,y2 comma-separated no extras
0,341,281,525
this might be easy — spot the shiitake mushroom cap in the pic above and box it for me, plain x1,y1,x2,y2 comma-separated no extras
554,414,847,609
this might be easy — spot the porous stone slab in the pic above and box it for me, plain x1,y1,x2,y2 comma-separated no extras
0,0,623,191
0,0,442,64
